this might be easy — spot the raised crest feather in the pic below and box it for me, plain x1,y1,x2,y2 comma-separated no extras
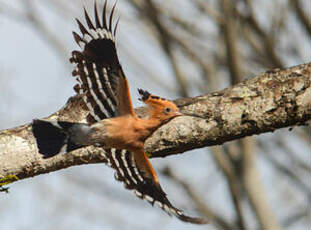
138,88,151,102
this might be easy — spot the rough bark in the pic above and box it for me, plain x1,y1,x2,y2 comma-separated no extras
1,62,311,186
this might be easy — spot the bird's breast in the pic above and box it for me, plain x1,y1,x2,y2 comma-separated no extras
95,117,144,151
89,116,161,151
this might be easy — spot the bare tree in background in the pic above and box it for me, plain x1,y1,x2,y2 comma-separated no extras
1,0,311,229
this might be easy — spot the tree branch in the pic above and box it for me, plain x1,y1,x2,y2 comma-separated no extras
1,62,311,185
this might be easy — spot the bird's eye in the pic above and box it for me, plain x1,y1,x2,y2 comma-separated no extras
165,107,171,113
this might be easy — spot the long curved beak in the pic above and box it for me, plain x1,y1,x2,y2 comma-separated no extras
181,112,205,119
174,111,184,117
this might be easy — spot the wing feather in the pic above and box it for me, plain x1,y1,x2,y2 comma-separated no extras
108,149,208,224
70,2,134,122
94,2,101,28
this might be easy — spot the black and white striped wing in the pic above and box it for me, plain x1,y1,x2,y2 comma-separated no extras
70,2,134,123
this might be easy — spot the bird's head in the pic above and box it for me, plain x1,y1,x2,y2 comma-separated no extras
138,89,182,124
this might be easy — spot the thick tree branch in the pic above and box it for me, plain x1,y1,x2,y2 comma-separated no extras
1,62,311,185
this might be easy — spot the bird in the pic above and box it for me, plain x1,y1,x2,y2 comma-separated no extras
32,1,208,225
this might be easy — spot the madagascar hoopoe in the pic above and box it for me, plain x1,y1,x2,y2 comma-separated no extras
32,1,208,224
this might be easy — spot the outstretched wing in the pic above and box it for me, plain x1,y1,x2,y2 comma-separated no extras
69,2,207,224
70,1,134,123
105,149,208,224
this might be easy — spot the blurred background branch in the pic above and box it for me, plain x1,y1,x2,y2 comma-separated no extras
1,0,311,229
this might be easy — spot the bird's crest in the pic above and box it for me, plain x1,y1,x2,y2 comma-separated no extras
138,89,171,105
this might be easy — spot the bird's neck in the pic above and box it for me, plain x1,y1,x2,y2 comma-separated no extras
138,117,163,140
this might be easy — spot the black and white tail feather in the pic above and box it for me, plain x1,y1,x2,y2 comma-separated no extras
32,119,92,158
32,1,208,225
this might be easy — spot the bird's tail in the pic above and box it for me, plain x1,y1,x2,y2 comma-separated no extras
32,119,92,158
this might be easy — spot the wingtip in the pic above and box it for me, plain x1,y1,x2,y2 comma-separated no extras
175,213,209,225
102,0,108,29
114,16,120,37
84,6,95,30
94,1,101,28
76,18,89,35
109,1,117,31
159,200,209,225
